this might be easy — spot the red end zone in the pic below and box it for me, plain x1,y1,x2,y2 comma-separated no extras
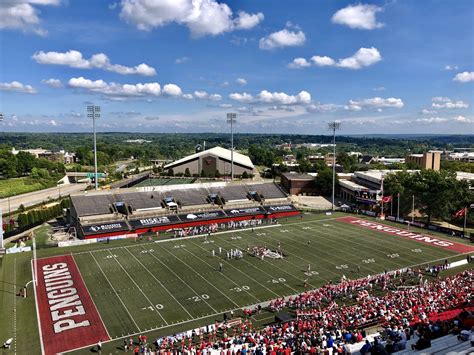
338,216,474,254
34,255,109,355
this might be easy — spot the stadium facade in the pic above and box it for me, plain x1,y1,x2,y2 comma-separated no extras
68,182,298,240
164,146,254,177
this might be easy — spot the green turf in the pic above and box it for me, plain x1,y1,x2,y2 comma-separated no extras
1,212,472,355
133,177,196,187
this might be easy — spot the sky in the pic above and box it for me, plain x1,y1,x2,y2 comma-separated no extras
0,0,473,135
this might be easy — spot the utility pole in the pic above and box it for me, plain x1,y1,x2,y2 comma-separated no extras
328,122,341,211
227,113,237,181
396,192,400,221
87,105,101,190
411,194,415,223
0,208,3,250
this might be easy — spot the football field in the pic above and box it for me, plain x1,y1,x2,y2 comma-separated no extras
71,214,465,344
2,213,473,355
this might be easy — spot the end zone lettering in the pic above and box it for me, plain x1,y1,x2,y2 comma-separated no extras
42,263,90,333
350,219,453,247
337,216,474,254
35,255,109,355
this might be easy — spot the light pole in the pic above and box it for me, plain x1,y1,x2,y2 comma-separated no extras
227,113,237,181
328,121,341,211
87,105,101,190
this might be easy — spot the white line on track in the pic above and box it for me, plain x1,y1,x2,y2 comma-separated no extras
13,258,17,355
31,259,45,355
90,252,142,332
123,247,193,319
105,250,168,326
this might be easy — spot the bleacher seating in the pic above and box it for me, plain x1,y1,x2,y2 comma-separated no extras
249,182,287,199
394,334,472,354
209,184,249,202
171,188,209,206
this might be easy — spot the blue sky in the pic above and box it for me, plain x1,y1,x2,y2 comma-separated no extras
0,0,473,134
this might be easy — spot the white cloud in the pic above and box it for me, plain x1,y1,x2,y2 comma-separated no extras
48,119,57,126
311,56,335,67
453,71,474,83
32,50,157,76
192,90,222,101
175,56,189,64
0,0,60,35
431,97,468,109
421,109,437,114
229,90,311,105
373,86,386,91
288,57,311,69
307,103,341,112
416,117,448,124
444,65,458,71
0,81,37,94
42,78,63,88
289,47,381,70
219,103,233,108
336,47,382,69
234,11,264,30
68,76,163,98
229,92,254,102
332,4,384,30
182,93,193,99
119,0,263,37
162,83,183,97
236,78,247,85
345,97,404,110
453,115,472,123
259,28,306,50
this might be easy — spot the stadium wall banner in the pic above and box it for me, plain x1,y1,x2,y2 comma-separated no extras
178,210,227,221
34,255,109,355
96,233,137,242
6,246,32,254
82,221,129,236
264,204,298,213
338,216,474,253
129,215,180,228
58,239,98,247
224,206,267,217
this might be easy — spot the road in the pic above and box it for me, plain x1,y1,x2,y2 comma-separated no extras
0,183,88,213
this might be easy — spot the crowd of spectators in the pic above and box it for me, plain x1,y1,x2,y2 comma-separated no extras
129,270,472,354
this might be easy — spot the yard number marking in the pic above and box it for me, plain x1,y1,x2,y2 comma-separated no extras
304,270,319,276
230,285,250,292
188,294,210,302
256,233,267,236
411,249,422,253
362,258,375,264
173,244,186,249
336,264,349,269
230,236,241,240
386,253,400,259
269,277,286,284
106,254,118,259
140,249,155,254
302,226,312,230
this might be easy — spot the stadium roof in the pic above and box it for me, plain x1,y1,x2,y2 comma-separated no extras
164,146,254,170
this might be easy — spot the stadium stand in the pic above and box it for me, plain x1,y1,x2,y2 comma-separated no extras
208,184,250,202
171,188,210,206
249,182,287,200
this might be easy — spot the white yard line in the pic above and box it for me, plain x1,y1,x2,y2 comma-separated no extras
156,245,241,308
106,250,168,326
70,254,111,340
123,248,193,319
219,238,300,294
180,245,262,304
90,252,141,332
31,259,45,355
187,238,280,298
139,245,219,314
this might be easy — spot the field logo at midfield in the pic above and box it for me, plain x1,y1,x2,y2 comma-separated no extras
35,255,109,355
338,216,474,254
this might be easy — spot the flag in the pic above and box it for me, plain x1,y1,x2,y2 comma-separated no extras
453,207,466,218
382,195,392,203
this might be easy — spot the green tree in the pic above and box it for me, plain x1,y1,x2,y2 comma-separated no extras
242,171,249,179
184,168,191,177
215,169,221,178
314,169,338,196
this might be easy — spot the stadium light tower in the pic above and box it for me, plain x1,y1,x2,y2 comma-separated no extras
87,105,101,190
328,121,341,211
227,113,237,181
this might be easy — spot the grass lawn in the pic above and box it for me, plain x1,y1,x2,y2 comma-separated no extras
0,178,56,198
0,212,472,355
